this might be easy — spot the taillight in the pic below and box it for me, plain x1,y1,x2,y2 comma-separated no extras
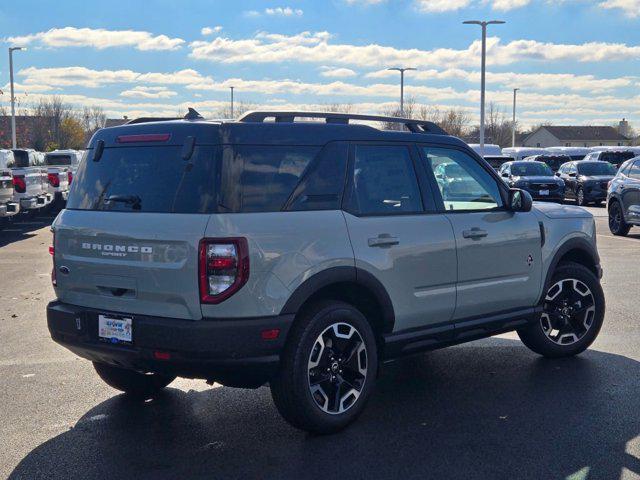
50,230,56,287
48,173,60,187
67,171,73,184
199,238,249,304
12,175,26,193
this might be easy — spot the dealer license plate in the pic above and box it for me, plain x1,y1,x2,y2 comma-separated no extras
539,190,549,196
98,314,133,344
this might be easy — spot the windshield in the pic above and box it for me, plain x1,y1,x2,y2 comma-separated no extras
577,162,617,176
45,154,72,166
511,163,553,176
600,151,635,167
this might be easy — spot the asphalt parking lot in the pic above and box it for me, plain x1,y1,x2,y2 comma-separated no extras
1,206,640,480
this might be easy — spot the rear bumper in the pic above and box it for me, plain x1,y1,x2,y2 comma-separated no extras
47,301,294,387
20,193,53,210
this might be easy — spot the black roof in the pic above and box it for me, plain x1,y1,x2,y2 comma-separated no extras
87,118,466,150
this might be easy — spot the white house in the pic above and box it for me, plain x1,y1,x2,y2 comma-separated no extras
523,125,631,148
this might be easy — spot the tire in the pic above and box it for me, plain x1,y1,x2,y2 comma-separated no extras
576,187,587,206
517,262,605,358
270,300,378,434
93,362,175,399
609,200,631,236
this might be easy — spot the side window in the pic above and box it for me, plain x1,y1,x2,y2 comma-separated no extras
220,145,319,213
569,164,578,175
286,142,348,211
619,161,633,177
422,147,503,212
629,161,640,180
345,144,423,215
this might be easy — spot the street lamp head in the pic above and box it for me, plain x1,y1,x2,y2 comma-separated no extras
463,20,483,25
487,20,506,25
9,46,26,52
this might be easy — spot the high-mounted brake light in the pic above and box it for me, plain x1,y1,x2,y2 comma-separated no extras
12,175,26,193
67,171,73,185
116,133,171,143
199,238,249,304
47,173,60,187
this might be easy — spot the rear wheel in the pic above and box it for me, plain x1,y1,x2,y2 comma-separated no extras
270,301,378,434
609,200,631,236
93,362,175,399
518,262,604,358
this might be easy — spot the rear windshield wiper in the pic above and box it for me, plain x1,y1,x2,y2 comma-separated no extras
104,194,142,210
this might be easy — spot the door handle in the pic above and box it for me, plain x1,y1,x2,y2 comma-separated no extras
462,228,488,239
368,234,399,248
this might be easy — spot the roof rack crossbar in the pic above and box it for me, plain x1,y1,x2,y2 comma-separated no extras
238,111,447,135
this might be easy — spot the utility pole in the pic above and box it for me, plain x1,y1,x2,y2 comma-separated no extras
463,20,505,156
9,46,26,149
387,67,416,116
230,86,235,119
512,88,519,148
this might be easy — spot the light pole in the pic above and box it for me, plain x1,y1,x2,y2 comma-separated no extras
229,86,235,118
387,67,416,116
512,88,519,148
9,46,26,149
463,20,504,156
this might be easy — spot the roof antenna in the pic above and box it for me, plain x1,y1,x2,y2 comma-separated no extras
184,107,204,120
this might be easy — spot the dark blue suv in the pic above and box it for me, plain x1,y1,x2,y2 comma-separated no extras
498,161,565,202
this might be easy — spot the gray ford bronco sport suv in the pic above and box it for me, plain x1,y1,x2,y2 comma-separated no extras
48,110,605,434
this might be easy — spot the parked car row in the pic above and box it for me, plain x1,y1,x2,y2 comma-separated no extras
0,148,84,228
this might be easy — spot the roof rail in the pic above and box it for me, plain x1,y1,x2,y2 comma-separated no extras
126,117,181,125
238,111,448,135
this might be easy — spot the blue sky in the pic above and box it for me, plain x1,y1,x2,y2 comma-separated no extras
2,0,640,129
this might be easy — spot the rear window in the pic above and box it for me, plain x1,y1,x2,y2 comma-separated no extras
537,156,569,171
67,146,219,213
600,151,635,167
577,162,617,176
13,150,30,168
484,156,508,169
45,154,72,166
67,144,324,214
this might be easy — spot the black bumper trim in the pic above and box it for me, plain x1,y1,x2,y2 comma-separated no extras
47,301,294,387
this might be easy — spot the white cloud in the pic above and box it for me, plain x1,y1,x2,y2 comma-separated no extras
488,0,531,10
6,27,184,51
598,0,640,16
415,0,472,12
265,6,304,16
343,0,386,4
319,67,357,78
120,86,178,99
189,30,640,68
201,26,223,35
18,66,206,88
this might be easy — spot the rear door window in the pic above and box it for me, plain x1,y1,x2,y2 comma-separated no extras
344,144,423,215
66,146,219,213
45,154,72,166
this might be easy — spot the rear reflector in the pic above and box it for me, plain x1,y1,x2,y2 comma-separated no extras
67,171,73,184
153,351,171,361
116,133,171,143
199,238,249,304
51,230,56,287
261,329,280,340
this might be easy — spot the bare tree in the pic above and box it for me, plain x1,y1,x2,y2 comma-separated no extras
322,103,355,114
212,101,257,119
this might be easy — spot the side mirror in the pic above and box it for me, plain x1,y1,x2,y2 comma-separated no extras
509,188,533,212
555,172,561,177
568,172,577,177
501,172,509,178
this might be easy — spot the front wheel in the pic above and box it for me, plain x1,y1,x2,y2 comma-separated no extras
518,262,605,358
93,362,175,399
576,187,587,206
609,201,631,236
270,301,378,434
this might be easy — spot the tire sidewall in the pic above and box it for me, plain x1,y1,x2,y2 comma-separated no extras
285,302,378,432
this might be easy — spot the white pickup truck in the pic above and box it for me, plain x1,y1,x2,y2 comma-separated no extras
11,149,53,214
44,150,83,205
0,150,20,227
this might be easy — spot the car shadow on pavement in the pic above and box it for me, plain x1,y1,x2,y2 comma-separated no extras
0,212,56,248
9,338,640,480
